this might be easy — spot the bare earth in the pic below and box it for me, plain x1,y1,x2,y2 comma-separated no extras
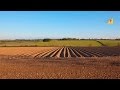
0,47,120,79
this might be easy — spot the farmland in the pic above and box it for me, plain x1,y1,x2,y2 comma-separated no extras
0,46,120,59
0,40,120,79
0,40,103,47
0,56,120,79
0,46,120,79
0,39,120,47
97,40,120,46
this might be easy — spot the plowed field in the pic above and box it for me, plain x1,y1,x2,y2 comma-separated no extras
0,47,120,79
0,47,120,59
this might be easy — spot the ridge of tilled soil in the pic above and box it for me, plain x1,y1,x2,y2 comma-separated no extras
0,47,120,59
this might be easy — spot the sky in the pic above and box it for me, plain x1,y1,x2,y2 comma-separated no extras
0,11,120,40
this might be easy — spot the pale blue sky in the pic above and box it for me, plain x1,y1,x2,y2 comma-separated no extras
0,11,120,39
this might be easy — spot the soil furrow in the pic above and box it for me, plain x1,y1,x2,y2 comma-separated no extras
70,47,83,57
55,47,64,58
75,48,92,57
60,47,65,57
33,49,53,58
34,48,58,58
45,48,61,58
49,47,62,57
66,47,71,58
79,49,96,57
41,48,59,58
51,47,63,57
65,47,68,57
88,51,106,57
68,48,76,57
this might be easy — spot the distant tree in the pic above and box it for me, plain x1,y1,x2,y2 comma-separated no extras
115,38,120,40
61,38,79,40
43,38,51,42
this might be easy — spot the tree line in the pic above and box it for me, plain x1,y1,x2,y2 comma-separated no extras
0,38,120,42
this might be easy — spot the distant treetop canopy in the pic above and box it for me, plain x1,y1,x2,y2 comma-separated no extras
43,38,51,42
59,38,79,40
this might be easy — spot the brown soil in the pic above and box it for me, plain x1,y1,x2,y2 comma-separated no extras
0,47,120,79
